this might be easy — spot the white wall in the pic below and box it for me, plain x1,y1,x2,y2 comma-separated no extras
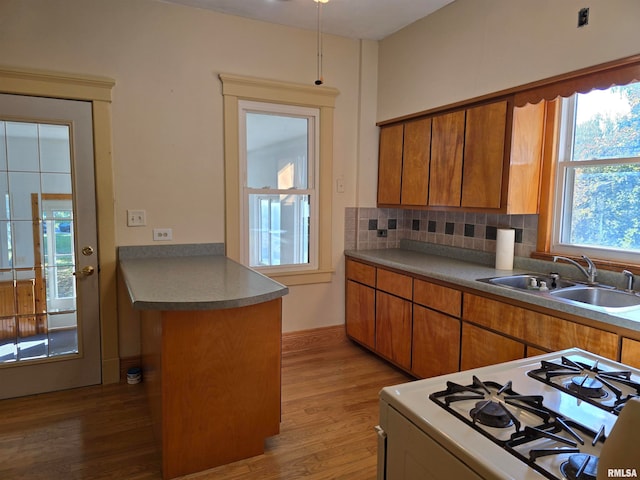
0,0,376,356
378,0,640,123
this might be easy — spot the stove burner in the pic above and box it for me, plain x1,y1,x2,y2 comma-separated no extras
568,376,607,399
560,453,598,480
470,400,513,428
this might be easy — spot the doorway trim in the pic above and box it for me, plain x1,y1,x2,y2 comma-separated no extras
0,66,118,383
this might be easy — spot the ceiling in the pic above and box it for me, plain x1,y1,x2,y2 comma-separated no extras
159,0,455,40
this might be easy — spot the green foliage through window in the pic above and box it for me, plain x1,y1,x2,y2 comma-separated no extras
559,82,640,254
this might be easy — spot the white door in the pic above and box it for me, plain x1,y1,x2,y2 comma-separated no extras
0,94,101,399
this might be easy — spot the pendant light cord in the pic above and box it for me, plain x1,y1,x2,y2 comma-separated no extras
315,1,323,85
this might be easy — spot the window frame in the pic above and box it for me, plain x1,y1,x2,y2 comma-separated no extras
238,100,320,273
550,87,640,263
220,74,338,286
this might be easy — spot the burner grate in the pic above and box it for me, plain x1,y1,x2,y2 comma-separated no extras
429,375,606,480
527,356,640,414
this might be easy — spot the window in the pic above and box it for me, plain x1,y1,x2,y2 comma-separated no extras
220,74,338,285
553,82,640,262
239,102,319,272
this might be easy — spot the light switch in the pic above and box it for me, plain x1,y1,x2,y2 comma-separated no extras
127,209,146,227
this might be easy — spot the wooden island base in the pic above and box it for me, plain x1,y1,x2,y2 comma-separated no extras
141,298,282,479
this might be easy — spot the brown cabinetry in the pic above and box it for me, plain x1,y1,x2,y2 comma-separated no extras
621,337,640,368
345,280,375,349
412,279,462,377
461,322,525,370
412,305,460,377
461,101,508,209
462,293,525,339
345,256,627,378
524,311,618,360
345,259,376,349
377,118,431,207
428,110,465,207
377,124,404,205
377,98,546,213
376,291,412,370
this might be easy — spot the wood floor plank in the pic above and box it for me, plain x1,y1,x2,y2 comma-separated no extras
0,338,411,480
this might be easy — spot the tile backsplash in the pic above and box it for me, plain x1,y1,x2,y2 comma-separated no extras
344,207,538,258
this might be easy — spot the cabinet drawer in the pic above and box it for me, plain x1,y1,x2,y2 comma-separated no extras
524,311,618,360
345,259,376,287
414,279,461,317
377,268,412,300
462,293,525,339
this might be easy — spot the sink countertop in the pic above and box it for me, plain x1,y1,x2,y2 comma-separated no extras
119,244,288,311
345,242,640,333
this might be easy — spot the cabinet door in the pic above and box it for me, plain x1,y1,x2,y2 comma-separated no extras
461,322,524,370
345,280,375,349
621,338,640,369
429,110,465,207
376,291,412,370
377,124,404,205
461,100,508,209
412,305,460,378
400,117,431,206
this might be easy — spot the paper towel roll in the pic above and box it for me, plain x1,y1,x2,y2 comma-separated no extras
495,228,515,270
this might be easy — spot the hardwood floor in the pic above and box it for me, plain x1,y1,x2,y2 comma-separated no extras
0,335,412,480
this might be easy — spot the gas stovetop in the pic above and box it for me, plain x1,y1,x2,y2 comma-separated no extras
527,355,640,415
379,348,640,480
429,375,607,480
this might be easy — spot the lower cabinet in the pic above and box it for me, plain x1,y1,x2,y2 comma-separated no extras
461,322,525,370
621,337,640,368
412,305,460,378
376,291,412,370
345,279,375,350
524,311,618,360
345,256,628,378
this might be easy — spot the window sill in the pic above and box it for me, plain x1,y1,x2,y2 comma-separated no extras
264,268,335,286
531,251,640,275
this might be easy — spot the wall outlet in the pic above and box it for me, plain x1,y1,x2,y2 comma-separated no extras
153,228,173,241
578,7,589,27
127,209,146,227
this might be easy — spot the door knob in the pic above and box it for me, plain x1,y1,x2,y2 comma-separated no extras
73,266,95,277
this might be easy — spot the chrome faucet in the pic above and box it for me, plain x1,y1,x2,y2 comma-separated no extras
552,255,598,284
623,270,635,292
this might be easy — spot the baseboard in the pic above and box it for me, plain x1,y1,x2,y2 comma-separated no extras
282,325,347,356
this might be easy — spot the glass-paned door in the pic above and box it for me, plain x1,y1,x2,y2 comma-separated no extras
0,94,100,399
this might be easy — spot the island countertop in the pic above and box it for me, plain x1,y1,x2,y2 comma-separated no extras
119,244,288,311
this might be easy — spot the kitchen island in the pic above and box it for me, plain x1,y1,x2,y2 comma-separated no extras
119,244,288,479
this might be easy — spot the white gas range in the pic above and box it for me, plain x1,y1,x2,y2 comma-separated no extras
377,349,640,480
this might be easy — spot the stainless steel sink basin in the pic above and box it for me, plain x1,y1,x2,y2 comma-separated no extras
480,274,576,291
549,286,640,310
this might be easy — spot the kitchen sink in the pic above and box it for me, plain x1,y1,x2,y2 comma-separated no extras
479,274,576,291
549,286,640,311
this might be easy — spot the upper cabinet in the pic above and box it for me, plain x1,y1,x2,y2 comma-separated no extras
428,110,465,207
377,117,432,207
377,97,546,214
461,100,508,209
